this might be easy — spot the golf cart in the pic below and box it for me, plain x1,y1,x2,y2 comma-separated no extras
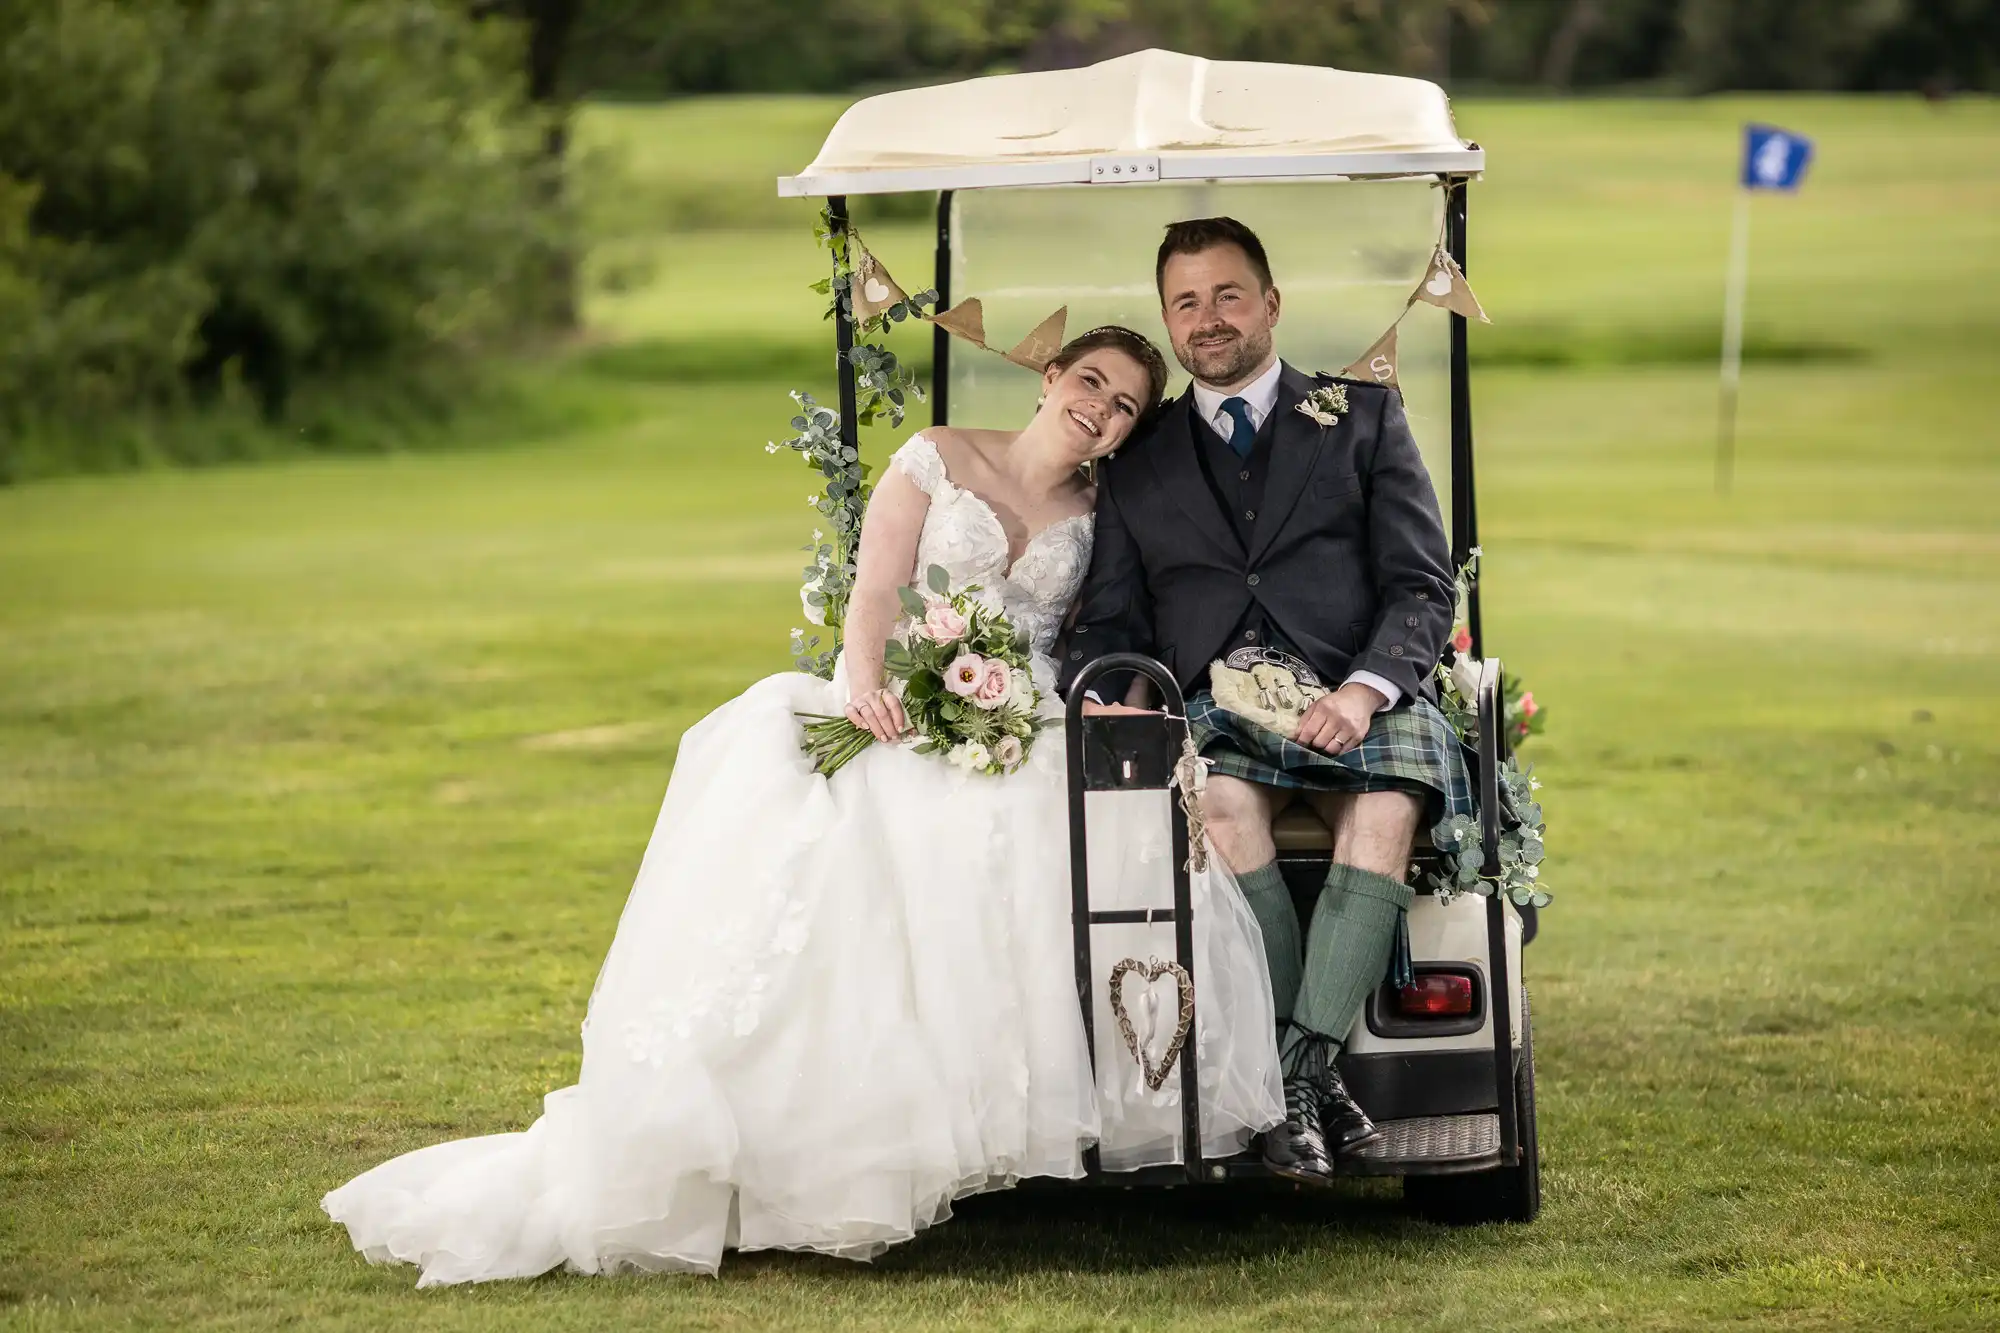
778,49,1538,1224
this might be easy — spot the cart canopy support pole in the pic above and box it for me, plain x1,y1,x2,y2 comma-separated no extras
932,191,953,426
1476,659,1519,1167
827,196,860,458
1445,178,1483,658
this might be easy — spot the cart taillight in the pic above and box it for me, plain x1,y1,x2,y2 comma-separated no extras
1396,974,1475,1018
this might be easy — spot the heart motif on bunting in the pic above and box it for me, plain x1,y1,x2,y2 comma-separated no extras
1108,956,1195,1092
1410,246,1490,323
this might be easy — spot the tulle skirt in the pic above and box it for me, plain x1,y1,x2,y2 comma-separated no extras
322,661,1282,1283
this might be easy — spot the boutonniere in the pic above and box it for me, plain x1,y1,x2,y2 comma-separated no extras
1295,383,1349,428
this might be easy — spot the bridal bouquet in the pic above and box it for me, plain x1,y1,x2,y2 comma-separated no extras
800,566,1054,778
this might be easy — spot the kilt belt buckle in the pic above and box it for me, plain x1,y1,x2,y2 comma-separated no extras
1221,645,1323,687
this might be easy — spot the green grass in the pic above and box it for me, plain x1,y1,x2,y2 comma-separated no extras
3,92,2000,1329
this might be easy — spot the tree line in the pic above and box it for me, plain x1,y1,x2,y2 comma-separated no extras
568,0,1996,96
3,0,1991,480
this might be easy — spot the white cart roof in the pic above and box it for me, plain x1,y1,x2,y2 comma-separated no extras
778,49,1481,198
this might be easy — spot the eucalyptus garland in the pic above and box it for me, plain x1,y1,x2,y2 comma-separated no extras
767,208,937,678
1426,548,1553,908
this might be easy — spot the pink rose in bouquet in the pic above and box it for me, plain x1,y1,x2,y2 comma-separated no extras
973,659,1012,710
921,601,968,644
1450,623,1473,655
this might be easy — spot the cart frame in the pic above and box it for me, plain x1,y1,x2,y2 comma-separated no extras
781,56,1534,1208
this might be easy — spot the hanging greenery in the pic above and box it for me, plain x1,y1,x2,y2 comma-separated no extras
1426,548,1552,908
766,207,935,678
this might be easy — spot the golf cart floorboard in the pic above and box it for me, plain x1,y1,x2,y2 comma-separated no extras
1053,1114,1503,1187
1340,1112,1501,1176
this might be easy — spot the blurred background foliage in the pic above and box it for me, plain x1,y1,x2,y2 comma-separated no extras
0,0,563,477
1,0,1995,481
567,0,2000,96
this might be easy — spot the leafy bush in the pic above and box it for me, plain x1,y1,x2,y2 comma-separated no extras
0,0,561,477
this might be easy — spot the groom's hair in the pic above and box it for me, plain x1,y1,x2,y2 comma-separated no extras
1156,217,1274,297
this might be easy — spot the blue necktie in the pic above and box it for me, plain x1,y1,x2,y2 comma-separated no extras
1219,396,1257,458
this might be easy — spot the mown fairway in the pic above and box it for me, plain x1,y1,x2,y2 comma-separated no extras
3,95,1998,1330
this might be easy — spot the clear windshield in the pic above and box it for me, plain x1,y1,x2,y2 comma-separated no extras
946,180,1451,511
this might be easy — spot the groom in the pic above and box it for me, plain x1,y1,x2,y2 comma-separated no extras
1058,217,1463,1186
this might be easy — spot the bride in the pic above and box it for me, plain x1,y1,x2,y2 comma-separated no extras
323,326,1283,1284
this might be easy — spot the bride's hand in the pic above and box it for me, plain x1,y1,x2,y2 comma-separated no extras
845,687,910,744
1079,699,1157,717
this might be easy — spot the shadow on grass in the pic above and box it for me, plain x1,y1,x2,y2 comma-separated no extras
715,1181,1451,1284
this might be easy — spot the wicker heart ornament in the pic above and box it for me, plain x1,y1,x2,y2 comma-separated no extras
1108,957,1196,1092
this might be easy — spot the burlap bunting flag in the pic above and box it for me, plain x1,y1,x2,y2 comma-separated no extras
927,297,987,347
1339,323,1401,387
1002,307,1068,371
843,232,1067,371
848,249,909,324
844,227,1486,385
1410,246,1490,323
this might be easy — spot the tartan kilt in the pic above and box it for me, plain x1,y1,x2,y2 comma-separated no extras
1185,690,1477,826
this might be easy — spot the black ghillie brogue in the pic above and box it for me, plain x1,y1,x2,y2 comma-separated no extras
1317,1060,1384,1155
1260,1072,1336,1186
1285,1022,1384,1157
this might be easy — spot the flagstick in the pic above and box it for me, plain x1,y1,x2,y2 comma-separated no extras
1715,188,1751,495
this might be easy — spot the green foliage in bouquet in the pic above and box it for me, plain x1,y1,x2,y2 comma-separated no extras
799,565,1055,779
1427,547,1553,909
767,207,937,678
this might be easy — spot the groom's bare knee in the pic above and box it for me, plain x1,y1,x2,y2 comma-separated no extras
1309,789,1422,881
1200,774,1280,871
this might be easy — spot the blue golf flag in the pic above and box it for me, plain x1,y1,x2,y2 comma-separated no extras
1741,124,1813,191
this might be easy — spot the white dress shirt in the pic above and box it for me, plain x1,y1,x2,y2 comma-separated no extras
1085,359,1403,713
1191,358,1286,443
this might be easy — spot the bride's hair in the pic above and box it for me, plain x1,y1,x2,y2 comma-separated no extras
1045,325,1171,417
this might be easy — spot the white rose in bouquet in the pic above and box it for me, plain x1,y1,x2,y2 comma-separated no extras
1450,653,1481,702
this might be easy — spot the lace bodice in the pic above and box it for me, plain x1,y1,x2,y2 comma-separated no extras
890,433,1094,660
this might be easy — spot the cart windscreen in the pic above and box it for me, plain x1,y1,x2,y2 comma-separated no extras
946,180,1452,512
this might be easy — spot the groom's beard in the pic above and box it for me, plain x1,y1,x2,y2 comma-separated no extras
1175,323,1273,387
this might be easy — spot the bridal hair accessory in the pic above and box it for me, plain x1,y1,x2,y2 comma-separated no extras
1108,957,1196,1092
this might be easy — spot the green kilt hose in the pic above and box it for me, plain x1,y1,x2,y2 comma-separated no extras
1185,690,1480,998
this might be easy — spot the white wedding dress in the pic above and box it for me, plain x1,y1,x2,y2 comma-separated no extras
323,434,1283,1284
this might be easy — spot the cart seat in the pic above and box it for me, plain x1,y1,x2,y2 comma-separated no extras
1271,806,1446,877
1273,807,1335,853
